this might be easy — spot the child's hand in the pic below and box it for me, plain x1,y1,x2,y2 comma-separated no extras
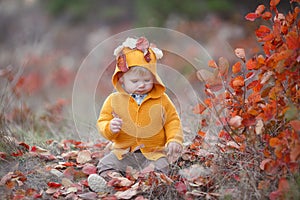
110,117,123,133
166,142,182,163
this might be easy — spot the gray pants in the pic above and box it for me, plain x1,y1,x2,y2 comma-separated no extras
97,151,169,175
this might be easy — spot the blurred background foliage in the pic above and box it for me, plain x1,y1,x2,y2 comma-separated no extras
0,0,293,143
43,0,290,25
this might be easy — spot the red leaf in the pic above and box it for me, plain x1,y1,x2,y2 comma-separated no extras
289,120,300,132
63,167,76,180
0,152,7,160
63,162,76,167
174,181,187,195
47,182,62,188
219,130,231,141
270,0,280,8
19,142,30,150
52,67,74,87
82,163,97,175
286,31,299,50
144,50,151,62
11,150,23,157
247,80,259,90
262,11,273,20
290,142,300,162
255,25,271,38
117,54,129,73
245,13,259,21
136,37,150,52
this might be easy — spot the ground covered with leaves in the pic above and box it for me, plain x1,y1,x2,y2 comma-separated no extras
0,136,223,200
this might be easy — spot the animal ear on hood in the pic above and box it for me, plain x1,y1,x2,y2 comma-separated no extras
111,37,165,94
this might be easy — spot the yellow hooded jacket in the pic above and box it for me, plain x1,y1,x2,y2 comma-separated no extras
96,47,183,160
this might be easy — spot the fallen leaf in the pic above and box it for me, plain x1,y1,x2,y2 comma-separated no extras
61,178,73,187
260,158,272,170
47,182,62,188
76,150,92,164
0,172,14,186
82,163,97,175
78,192,98,200
174,181,187,195
45,187,59,195
269,138,281,147
114,187,138,199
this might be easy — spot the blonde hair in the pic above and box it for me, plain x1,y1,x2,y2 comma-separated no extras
119,66,154,84
128,66,152,76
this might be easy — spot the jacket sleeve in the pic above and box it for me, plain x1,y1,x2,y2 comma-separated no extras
162,94,183,146
96,94,119,141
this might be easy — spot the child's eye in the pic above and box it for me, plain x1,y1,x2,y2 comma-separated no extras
131,80,138,83
145,79,151,82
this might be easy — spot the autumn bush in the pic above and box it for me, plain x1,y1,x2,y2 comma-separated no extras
194,0,300,199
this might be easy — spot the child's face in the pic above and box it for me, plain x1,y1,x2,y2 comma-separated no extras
121,70,154,95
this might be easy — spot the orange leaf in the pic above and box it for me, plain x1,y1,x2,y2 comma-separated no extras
270,0,280,8
245,13,259,21
261,11,272,20
247,80,259,90
198,131,206,137
232,62,241,74
255,5,265,15
232,76,245,88
246,58,259,70
262,11,273,20
204,98,213,108
193,103,207,114
208,60,217,68
286,31,299,50
269,137,281,147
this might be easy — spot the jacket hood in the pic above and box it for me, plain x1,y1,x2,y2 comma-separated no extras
112,37,165,97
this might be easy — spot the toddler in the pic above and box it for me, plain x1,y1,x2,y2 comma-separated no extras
88,37,183,192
